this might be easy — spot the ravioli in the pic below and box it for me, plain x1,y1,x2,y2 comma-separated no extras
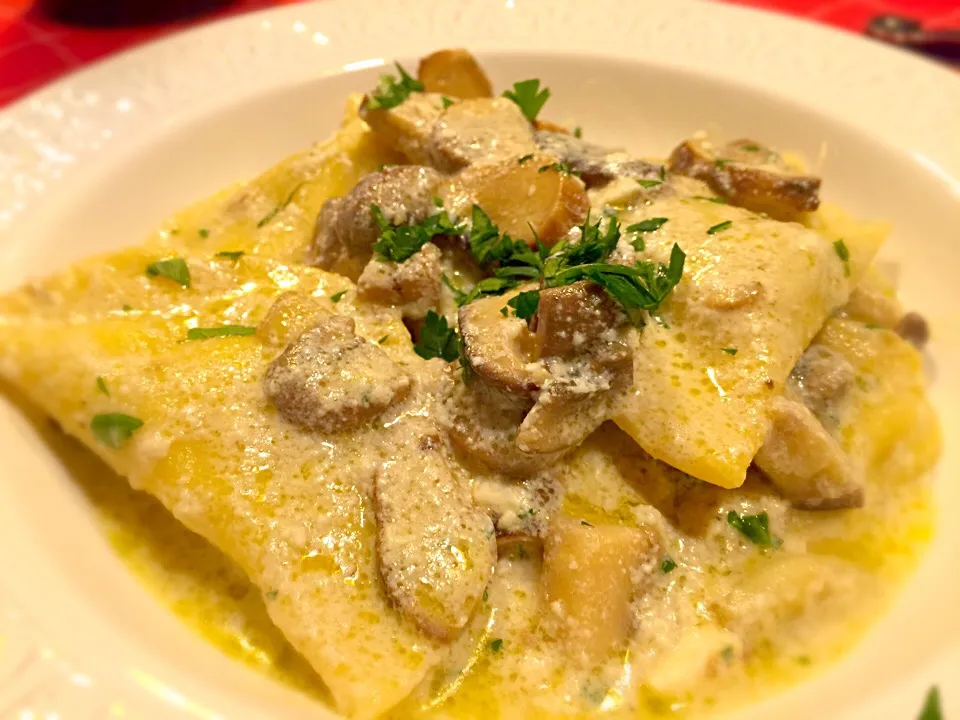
612,192,883,488
0,247,449,718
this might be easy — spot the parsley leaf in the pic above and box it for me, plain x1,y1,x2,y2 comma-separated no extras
506,290,540,325
518,153,535,165
580,520,594,527
414,310,459,362
628,218,669,234
502,79,550,122
489,638,504,653
722,347,738,356
329,290,346,304
740,143,761,152
693,195,728,204
257,183,304,228
365,62,424,111
833,239,851,277
91,413,143,449
636,178,662,189
918,686,942,720
198,228,209,238
727,510,781,548
573,127,583,139
715,158,731,169
441,274,469,306
146,258,191,288
441,96,455,109
466,205,536,271
96,376,110,396
538,161,580,177
215,251,244,261
186,326,257,340
371,204,462,263
707,220,733,234
660,557,677,573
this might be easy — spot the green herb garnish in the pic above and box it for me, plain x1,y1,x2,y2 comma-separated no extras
636,178,662,189
215,251,244,261
715,158,731,169
573,127,583,138
91,413,143,449
186,326,257,340
707,220,733,235
329,290,346,304
506,290,540,325
378,335,389,344
198,228,209,238
121,304,134,312
740,143,760,152
502,78,550,122
257,183,304,228
722,347,738,356
538,161,580,177
265,589,279,601
96,376,110,396
833,239,851,277
414,311,459,362
441,96,455,109
146,258,191,288
371,204,462,263
365,62,424,110
727,510,781,548
490,638,504,653
918,686,941,720
693,195,728,204
627,217,668,234
660,557,677,573
518,153,535,165
720,646,735,663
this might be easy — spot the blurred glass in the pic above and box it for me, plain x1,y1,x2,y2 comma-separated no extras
38,0,239,26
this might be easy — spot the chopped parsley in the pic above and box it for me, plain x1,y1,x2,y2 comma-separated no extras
722,347,738,356
186,325,257,340
121,304,134,312
215,251,244,261
483,589,489,602
440,96,455,109
833,239,851,277
378,335,389,344
506,290,540,325
257,183,304,228
371,204,462,263
96,376,110,397
502,78,550,122
265,589,279,601
636,178,662,189
364,62,424,110
329,290,346,303
573,127,583,139
538,161,580,177
660,557,677,573
720,645,735,664
715,158,731,169
433,196,444,207
918,686,942,720
91,413,143,449
414,310,459,362
489,638,504,653
693,195,728,204
466,205,539,270
627,217,669,234
727,510,781,549
517,153,535,165
146,258,191,288
580,520,594,527
198,228,209,238
740,143,761,152
707,220,733,235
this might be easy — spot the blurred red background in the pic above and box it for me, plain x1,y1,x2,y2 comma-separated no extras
1,0,958,107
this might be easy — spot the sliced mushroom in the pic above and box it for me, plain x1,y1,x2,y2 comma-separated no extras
308,165,442,280
754,395,864,510
427,97,537,172
668,137,820,221
447,152,589,246
442,374,567,477
841,283,904,329
417,49,493,99
534,130,664,189
256,291,330,349
357,242,442,320
374,421,496,639
458,289,549,395
896,311,930,349
517,282,634,454
264,315,411,432
790,344,856,417
542,517,659,666
360,92,448,164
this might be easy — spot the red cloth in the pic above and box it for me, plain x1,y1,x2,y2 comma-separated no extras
0,0,957,107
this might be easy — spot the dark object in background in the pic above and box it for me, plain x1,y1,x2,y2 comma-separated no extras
866,14,960,61
38,0,237,26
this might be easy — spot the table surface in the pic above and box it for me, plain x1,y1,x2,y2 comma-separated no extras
1,0,959,108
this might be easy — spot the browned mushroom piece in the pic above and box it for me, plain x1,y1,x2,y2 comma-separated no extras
754,394,865,510
359,92,448,164
374,419,496,639
534,130,664,189
516,282,634,455
895,311,930,349
667,137,821,221
357,242,442,320
442,374,568,477
457,289,549,395
307,165,443,281
263,314,411,432
840,283,904,329
417,49,493,99
789,344,856,417
427,97,537,172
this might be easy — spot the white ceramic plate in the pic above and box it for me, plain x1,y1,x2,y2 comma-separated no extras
1,1,959,717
